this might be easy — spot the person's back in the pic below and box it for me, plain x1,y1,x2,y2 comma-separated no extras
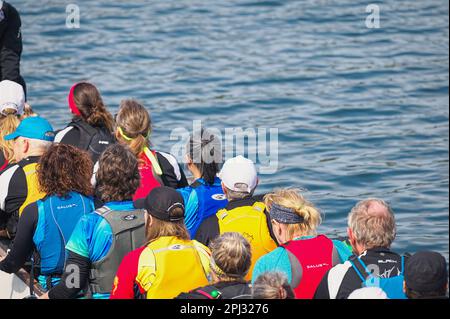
54,82,115,163
0,1,26,93
0,117,54,239
111,187,211,299
43,144,145,299
314,199,407,299
251,189,351,299
114,99,188,201
35,192,94,289
178,129,228,238
195,156,277,281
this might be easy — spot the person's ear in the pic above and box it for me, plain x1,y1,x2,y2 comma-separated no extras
147,214,153,227
185,154,193,166
221,182,227,195
23,138,30,154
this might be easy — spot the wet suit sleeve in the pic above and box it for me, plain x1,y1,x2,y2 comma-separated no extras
0,202,37,273
313,270,331,299
0,2,25,91
194,215,219,247
0,165,27,236
48,250,91,299
54,126,81,147
156,152,188,189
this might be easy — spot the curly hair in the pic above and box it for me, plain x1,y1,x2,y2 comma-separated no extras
96,144,141,203
37,144,94,197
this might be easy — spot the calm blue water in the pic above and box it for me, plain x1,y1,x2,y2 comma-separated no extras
14,0,449,258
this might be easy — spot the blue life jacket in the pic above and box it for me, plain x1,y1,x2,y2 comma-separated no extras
349,255,407,299
33,192,94,277
189,178,228,237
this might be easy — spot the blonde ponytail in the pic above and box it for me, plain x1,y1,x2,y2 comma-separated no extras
264,188,321,238
115,99,151,161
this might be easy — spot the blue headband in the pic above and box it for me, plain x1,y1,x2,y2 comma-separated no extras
269,203,304,224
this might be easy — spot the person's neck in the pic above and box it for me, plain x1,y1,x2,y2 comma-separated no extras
189,166,202,180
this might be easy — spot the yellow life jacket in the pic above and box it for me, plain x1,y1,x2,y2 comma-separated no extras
216,201,278,280
136,236,211,299
19,163,46,216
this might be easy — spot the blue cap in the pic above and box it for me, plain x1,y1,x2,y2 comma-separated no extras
4,116,55,142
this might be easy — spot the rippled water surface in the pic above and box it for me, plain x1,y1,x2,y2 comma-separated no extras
14,0,449,258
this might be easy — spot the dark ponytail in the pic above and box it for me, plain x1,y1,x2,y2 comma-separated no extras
188,129,222,185
73,82,114,132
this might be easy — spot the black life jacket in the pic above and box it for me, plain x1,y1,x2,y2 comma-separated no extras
177,282,252,299
69,119,115,163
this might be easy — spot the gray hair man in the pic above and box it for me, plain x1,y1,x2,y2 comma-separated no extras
314,198,407,299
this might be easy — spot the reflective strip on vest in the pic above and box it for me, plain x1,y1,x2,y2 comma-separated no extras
136,237,211,299
19,163,46,216
282,235,334,299
216,202,277,281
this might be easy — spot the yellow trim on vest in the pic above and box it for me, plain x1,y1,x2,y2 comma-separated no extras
19,163,46,216
136,236,211,299
216,201,277,280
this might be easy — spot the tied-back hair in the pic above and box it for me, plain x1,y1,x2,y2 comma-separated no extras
0,109,20,163
252,272,295,299
73,82,114,133
187,128,222,185
37,144,94,197
209,232,252,281
96,144,141,203
264,188,321,238
145,207,190,243
115,99,151,160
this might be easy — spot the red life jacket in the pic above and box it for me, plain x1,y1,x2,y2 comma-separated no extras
133,151,162,201
281,235,334,299
0,159,8,172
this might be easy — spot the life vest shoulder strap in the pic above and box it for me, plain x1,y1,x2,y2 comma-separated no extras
216,200,266,219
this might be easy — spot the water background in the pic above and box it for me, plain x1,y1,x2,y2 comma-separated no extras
13,0,449,258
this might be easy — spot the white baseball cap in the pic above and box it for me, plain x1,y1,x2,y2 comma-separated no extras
218,155,258,193
0,80,25,116
347,287,389,299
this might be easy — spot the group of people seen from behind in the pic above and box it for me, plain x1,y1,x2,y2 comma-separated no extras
0,80,447,300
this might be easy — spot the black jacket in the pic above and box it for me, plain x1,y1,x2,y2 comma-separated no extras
0,1,26,95
176,281,252,299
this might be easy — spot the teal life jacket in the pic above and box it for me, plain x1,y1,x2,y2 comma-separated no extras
349,254,407,299
33,192,94,277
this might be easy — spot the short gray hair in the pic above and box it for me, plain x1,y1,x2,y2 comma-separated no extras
252,271,295,299
26,138,53,154
347,198,396,249
225,183,255,201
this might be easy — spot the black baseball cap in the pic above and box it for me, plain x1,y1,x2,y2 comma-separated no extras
134,186,185,222
404,251,448,292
